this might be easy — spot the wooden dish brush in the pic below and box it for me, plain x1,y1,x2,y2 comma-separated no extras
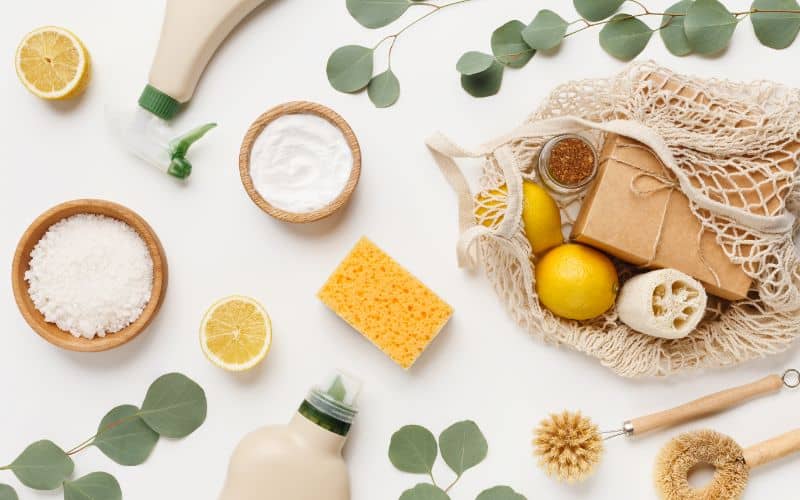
654,428,800,499
533,369,799,482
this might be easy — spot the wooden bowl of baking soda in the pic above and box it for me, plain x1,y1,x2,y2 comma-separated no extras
12,199,168,352
239,101,362,223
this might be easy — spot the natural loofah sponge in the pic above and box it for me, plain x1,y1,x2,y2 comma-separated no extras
533,411,604,482
654,429,748,500
317,237,453,369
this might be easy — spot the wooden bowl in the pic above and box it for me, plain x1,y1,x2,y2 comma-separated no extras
12,199,168,352
239,101,362,223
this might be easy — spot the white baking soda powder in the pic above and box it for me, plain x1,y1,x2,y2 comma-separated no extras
25,214,154,339
249,113,353,214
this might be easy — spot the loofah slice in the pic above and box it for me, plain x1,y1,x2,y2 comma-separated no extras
533,411,604,482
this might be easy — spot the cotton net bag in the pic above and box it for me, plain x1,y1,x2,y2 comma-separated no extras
427,61,800,377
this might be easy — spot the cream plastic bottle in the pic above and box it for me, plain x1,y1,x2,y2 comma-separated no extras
139,0,266,119
218,373,359,500
110,0,266,179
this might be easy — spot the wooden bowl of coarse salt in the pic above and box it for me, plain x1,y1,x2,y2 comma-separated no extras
239,101,362,223
12,199,168,352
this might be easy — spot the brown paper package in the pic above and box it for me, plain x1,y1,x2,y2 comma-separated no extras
571,134,751,300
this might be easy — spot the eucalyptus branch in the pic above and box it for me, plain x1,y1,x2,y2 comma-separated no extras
329,0,800,107
0,374,206,500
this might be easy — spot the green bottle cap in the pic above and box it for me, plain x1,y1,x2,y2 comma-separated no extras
138,85,181,120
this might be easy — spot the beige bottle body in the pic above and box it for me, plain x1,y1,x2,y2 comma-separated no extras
218,413,351,500
150,0,265,103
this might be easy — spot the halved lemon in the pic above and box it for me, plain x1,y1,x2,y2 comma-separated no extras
15,26,91,100
200,296,272,372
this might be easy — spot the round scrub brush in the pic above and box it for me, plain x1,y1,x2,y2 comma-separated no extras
654,428,800,500
532,369,799,482
533,411,603,482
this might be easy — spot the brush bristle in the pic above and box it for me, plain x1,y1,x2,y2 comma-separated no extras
533,410,604,482
654,429,748,500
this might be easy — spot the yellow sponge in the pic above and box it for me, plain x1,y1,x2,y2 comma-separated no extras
318,237,453,369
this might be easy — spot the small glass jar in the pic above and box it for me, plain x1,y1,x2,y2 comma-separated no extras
537,134,599,194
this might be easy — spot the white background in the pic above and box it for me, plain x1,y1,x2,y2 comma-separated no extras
2,1,799,498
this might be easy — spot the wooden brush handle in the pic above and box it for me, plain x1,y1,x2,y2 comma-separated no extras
629,375,783,436
744,429,800,469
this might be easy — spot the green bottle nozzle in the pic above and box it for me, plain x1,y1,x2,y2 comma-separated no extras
166,123,217,179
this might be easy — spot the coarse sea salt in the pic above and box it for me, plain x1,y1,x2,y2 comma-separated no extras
25,213,154,339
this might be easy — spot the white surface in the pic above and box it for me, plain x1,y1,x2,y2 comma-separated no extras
2,1,799,499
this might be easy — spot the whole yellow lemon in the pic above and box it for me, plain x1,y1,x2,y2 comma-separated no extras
535,243,619,320
521,181,563,255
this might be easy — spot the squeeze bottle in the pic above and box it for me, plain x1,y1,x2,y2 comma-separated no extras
110,0,267,179
218,373,360,500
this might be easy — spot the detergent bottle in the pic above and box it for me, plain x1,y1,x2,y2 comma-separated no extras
109,0,267,179
218,373,359,500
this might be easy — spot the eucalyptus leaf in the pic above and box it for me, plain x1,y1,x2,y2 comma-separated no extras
94,405,159,466
63,472,122,500
368,70,401,108
460,62,504,98
0,484,17,500
438,420,488,476
327,45,375,93
660,0,694,55
456,51,495,75
599,14,653,61
522,10,568,50
684,0,738,54
399,483,450,500
574,0,625,22
347,0,411,28
8,440,73,491
476,486,527,500
491,20,535,68
751,0,800,49
140,373,207,439
388,425,438,474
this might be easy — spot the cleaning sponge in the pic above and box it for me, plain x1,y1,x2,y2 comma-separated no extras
318,237,453,369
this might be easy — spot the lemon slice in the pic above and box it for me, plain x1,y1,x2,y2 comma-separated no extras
15,26,91,100
200,296,272,372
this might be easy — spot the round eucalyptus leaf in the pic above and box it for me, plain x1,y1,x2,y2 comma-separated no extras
751,0,800,49
399,483,450,500
660,0,694,56
476,486,527,500
327,45,374,93
0,484,18,500
684,0,738,54
63,472,122,500
574,0,625,22
9,440,73,491
368,70,401,108
140,373,207,439
461,62,504,98
388,425,438,474
522,10,568,50
456,51,495,76
94,405,159,466
491,20,535,68
438,420,488,476
599,14,654,61
346,0,411,28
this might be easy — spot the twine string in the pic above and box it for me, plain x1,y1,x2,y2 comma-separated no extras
601,142,722,287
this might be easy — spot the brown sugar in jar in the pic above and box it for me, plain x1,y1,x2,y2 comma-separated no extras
537,134,598,194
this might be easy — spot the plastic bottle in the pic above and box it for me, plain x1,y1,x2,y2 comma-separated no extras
110,0,267,179
218,373,360,500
